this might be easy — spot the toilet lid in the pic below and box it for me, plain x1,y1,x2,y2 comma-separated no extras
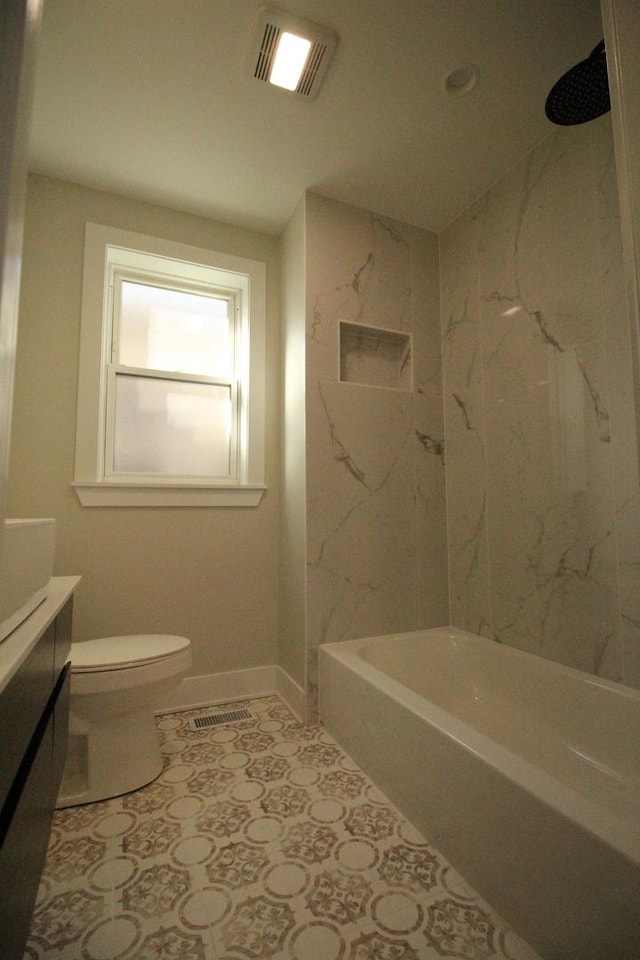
71,634,191,672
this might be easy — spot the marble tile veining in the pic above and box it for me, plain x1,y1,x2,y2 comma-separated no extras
25,698,539,960
304,194,449,719
440,114,640,687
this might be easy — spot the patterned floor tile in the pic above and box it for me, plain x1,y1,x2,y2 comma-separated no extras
24,696,540,960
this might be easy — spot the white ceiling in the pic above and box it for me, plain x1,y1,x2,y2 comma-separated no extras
28,0,605,236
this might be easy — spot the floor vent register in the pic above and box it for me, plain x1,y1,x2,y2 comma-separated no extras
188,707,256,731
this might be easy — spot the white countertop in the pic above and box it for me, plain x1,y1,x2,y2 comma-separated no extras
0,575,81,696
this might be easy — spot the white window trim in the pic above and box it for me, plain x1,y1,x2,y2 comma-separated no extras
73,223,266,507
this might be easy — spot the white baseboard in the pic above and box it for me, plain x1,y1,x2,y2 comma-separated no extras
275,666,305,722
155,664,306,722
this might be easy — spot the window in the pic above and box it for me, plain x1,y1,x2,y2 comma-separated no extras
74,224,266,506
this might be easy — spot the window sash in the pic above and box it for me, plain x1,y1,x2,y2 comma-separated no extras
104,366,239,482
110,269,238,372
104,269,242,483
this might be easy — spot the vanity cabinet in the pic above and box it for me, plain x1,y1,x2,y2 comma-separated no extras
0,582,77,960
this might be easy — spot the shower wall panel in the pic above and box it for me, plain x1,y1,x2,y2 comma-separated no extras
304,194,448,716
441,115,640,688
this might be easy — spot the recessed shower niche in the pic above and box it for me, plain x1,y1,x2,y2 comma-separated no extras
339,321,412,390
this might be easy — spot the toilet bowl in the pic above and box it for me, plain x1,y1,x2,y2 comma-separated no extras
56,634,191,808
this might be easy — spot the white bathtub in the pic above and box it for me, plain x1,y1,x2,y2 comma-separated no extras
319,627,640,960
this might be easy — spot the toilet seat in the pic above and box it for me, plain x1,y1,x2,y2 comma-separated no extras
70,634,191,672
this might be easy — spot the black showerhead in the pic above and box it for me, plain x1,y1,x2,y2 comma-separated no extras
545,40,610,126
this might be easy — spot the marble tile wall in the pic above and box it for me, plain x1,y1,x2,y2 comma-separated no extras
304,194,448,716
440,115,640,687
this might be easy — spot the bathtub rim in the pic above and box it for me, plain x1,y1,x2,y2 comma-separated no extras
319,628,640,866
339,625,640,698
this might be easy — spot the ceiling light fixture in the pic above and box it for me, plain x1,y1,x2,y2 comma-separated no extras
270,32,312,91
249,5,338,101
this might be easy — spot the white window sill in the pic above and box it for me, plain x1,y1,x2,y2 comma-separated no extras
72,482,266,507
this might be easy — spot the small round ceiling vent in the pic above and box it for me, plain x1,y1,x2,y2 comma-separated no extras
444,63,480,97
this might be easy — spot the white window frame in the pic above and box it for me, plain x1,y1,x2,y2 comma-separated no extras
73,223,266,507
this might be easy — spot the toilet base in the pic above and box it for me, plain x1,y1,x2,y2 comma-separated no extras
56,708,164,808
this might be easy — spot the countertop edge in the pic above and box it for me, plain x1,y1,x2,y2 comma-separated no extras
0,576,81,695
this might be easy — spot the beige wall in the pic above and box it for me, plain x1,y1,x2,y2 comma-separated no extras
8,174,281,679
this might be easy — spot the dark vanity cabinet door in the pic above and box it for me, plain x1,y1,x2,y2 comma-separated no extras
0,597,73,960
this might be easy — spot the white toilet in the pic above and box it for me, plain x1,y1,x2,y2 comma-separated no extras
56,634,191,808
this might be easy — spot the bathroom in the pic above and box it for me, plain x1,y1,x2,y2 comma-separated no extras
1,0,639,958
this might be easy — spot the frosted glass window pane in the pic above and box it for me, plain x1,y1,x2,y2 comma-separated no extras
118,281,231,376
113,375,232,476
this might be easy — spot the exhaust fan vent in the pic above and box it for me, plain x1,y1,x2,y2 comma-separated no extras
254,22,280,83
249,5,338,101
188,707,255,730
297,43,328,98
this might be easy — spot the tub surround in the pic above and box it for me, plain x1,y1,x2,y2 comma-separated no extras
441,114,640,687
301,194,448,717
283,113,639,727
320,627,640,960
